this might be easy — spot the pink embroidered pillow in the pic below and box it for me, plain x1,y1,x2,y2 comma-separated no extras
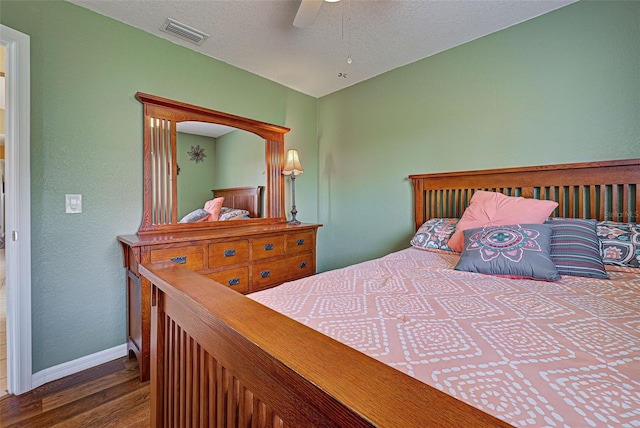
447,191,558,252
204,197,225,221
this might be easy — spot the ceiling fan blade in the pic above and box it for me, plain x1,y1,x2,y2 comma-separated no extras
293,0,323,28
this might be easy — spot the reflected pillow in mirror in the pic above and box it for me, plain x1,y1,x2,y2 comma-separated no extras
204,197,225,221
219,208,250,221
179,209,210,223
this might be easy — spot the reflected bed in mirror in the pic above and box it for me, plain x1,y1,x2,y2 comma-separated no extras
136,92,289,234
178,186,264,223
175,122,266,221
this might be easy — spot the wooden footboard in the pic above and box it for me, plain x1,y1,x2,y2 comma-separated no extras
141,262,509,428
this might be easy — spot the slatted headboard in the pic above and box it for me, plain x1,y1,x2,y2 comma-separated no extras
410,159,640,230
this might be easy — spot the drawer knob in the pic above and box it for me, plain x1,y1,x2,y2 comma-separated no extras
299,262,307,269
264,243,274,251
228,278,240,286
223,249,236,257
296,239,305,246
171,256,187,264
260,270,271,278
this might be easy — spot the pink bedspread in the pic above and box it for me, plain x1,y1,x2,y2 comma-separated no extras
249,248,640,427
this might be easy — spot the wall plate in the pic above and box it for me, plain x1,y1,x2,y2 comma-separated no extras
65,194,82,214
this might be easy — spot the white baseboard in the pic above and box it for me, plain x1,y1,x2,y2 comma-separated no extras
31,344,128,390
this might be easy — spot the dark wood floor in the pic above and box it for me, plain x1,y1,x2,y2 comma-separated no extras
0,358,149,427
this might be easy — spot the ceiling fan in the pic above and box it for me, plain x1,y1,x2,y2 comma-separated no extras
293,0,340,28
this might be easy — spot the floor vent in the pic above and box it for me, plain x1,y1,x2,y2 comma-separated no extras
160,18,209,45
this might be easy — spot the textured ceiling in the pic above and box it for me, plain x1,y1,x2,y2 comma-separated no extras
68,0,576,98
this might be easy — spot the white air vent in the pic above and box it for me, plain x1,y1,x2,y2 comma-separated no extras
160,18,210,45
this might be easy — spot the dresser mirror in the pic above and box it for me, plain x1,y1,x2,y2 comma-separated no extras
136,92,289,234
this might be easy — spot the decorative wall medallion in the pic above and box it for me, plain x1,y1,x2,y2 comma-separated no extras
188,145,206,163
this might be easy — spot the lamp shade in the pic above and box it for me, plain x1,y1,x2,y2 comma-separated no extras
282,149,303,176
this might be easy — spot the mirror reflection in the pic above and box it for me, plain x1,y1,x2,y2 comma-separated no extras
176,121,266,221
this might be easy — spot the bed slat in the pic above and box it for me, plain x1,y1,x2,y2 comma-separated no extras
156,290,336,428
630,184,640,222
158,309,290,428
622,184,629,222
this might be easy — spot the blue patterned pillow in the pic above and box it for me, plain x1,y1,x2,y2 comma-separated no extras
546,218,608,279
454,224,561,281
410,218,459,252
596,221,640,268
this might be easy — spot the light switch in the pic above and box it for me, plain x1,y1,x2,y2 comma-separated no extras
66,194,82,214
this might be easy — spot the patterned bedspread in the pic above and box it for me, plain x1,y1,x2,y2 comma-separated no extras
249,248,640,427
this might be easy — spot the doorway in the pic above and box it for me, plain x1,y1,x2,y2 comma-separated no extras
0,24,32,396
0,247,5,398
0,41,7,399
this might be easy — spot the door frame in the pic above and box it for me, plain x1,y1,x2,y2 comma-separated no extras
1,24,32,395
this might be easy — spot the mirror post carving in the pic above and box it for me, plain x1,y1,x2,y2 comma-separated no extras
266,138,285,219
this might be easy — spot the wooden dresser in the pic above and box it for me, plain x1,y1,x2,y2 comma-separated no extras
122,92,318,381
118,222,321,381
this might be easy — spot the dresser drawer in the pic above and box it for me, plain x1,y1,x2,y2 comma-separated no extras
150,245,205,271
251,235,285,260
286,231,315,254
206,267,249,294
209,240,249,267
285,253,315,280
252,253,314,291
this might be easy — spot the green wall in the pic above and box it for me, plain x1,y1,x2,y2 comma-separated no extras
0,0,318,372
176,132,217,219
215,129,265,194
316,0,640,271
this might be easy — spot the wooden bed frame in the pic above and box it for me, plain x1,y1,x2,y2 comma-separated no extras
140,158,639,427
213,186,264,218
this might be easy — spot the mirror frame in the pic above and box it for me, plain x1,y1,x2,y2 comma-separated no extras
136,92,289,234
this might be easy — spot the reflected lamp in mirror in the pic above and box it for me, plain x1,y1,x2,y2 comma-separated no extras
282,149,303,225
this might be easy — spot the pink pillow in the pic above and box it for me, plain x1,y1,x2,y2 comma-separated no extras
447,191,558,252
203,197,224,221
